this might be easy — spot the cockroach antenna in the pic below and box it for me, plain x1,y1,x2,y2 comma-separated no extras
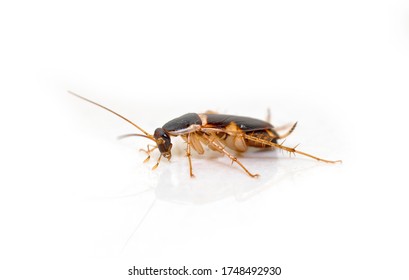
68,90,156,142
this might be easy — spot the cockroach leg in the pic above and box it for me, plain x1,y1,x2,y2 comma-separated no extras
186,133,195,177
190,133,205,154
143,156,150,163
139,145,158,163
152,154,162,170
202,134,259,178
244,134,342,164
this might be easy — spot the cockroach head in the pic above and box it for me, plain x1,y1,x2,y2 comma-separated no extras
154,128,172,159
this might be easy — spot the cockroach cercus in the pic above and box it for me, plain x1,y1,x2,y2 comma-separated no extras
69,91,341,178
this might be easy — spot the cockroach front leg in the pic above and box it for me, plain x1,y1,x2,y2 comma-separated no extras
186,133,195,177
139,145,158,163
152,155,162,170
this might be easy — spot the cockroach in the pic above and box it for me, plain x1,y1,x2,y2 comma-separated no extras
69,91,341,178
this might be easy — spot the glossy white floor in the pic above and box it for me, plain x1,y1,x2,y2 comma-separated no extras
1,1,408,279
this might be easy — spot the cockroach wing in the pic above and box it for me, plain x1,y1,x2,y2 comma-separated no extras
204,114,274,132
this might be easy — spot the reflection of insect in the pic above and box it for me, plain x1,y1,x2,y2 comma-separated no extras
69,91,341,178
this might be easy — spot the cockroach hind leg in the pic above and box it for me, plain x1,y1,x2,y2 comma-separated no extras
244,134,342,164
280,143,341,164
286,143,342,164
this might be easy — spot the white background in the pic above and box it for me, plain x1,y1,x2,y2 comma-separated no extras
1,1,408,279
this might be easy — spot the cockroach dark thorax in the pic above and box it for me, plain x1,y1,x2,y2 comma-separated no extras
154,113,203,159
162,113,202,132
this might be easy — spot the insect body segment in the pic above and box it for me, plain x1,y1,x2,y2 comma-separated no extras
205,114,275,132
202,114,281,152
69,91,341,178
153,128,172,159
162,113,202,132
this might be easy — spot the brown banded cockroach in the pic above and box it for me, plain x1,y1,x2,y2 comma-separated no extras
69,91,341,178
